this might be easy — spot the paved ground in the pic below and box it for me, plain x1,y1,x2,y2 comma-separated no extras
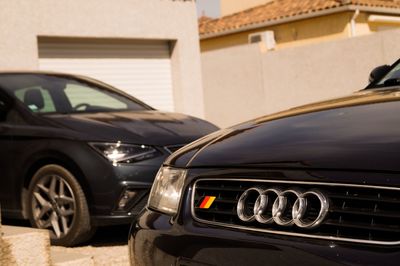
2,219,131,265
53,225,131,265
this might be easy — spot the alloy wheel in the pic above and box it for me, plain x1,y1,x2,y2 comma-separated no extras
31,174,76,239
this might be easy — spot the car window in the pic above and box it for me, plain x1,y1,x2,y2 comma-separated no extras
14,86,56,113
0,74,151,114
65,84,127,110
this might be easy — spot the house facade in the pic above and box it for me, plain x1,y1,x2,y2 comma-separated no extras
200,0,400,52
0,0,204,118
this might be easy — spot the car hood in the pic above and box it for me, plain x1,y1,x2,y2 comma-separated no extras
43,110,218,146
166,88,400,172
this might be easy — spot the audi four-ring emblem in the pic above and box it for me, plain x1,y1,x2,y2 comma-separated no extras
236,187,329,229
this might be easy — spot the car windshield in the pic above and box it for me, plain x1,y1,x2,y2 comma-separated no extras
0,74,151,114
374,62,400,87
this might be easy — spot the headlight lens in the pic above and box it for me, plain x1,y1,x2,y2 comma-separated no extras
90,142,159,165
148,167,187,215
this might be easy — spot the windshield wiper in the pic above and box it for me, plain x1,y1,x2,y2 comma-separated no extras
383,78,400,87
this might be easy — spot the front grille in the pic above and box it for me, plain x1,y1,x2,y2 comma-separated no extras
192,179,400,245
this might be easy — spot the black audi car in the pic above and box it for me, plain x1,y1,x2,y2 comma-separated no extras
0,72,218,246
129,60,400,266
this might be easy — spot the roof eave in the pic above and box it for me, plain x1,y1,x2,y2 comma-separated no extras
200,5,400,40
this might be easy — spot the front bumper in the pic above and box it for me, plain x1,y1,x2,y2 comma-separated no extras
129,167,400,266
88,162,162,226
76,146,169,226
130,209,400,266
91,188,149,226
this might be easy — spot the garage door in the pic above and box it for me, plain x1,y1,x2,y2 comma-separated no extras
38,39,174,111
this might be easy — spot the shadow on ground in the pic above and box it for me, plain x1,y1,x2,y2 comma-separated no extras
86,225,131,247
2,218,131,247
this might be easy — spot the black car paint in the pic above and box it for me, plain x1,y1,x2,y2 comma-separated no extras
130,88,400,265
0,73,218,225
47,111,214,146
166,89,400,172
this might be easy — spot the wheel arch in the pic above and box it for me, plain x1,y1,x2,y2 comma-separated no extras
20,150,93,219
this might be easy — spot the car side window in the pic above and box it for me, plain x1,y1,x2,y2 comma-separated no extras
14,86,56,113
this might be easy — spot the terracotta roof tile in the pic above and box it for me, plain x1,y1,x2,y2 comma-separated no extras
198,15,212,25
200,0,400,37
197,16,213,28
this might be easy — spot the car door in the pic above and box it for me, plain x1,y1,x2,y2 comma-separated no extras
0,91,16,212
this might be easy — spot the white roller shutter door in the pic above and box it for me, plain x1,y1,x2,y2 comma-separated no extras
38,39,174,111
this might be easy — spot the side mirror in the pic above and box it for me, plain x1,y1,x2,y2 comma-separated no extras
369,65,391,84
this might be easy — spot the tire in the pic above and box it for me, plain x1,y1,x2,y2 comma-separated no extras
27,164,94,246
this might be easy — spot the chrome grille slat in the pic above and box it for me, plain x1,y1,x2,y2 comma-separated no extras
212,199,238,204
324,220,400,233
329,194,400,204
191,178,400,245
331,207,400,218
196,186,244,192
196,209,237,215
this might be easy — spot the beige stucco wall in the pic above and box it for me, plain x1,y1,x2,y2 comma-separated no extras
200,11,400,53
201,45,266,126
202,29,400,128
0,0,205,118
220,0,272,16
201,12,351,52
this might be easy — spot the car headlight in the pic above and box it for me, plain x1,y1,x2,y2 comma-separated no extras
148,167,187,215
89,142,159,165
